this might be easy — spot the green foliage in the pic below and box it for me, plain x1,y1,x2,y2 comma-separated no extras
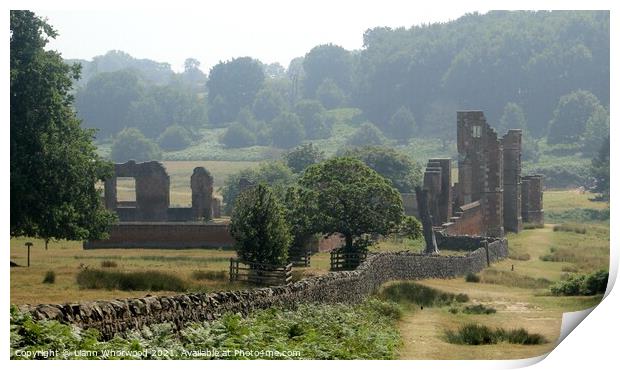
221,161,295,214
252,87,285,122
76,69,145,138
357,11,608,139
547,90,603,144
590,135,609,201
461,304,496,315
546,208,609,224
553,224,587,234
221,123,256,148
284,143,325,173
387,106,417,143
157,125,192,151
481,269,551,289
283,186,322,254
10,300,402,360
207,57,265,124
549,270,608,296
316,78,346,109
444,324,546,345
42,271,56,284
582,106,609,155
270,112,305,149
299,157,404,250
303,44,353,99
72,50,174,88
464,273,481,283
110,127,162,162
76,269,187,291
340,146,423,192
347,122,386,146
379,281,469,306
294,99,330,139
498,102,527,134
230,184,291,265
10,10,116,241
396,216,423,240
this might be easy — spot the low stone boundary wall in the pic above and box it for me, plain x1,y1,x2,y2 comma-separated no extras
22,237,508,339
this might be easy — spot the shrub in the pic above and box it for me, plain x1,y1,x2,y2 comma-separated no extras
445,324,546,345
523,223,544,230
550,270,608,296
110,127,162,162
100,260,118,268
481,269,551,289
294,99,330,139
462,304,496,315
284,143,325,173
509,252,531,261
42,271,56,284
158,125,192,151
270,112,305,149
553,224,587,234
445,323,498,345
76,269,187,291
546,208,609,223
465,273,481,283
221,123,256,148
191,270,227,281
380,281,469,306
347,122,386,146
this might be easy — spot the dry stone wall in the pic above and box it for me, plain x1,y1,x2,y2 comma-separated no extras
22,237,507,340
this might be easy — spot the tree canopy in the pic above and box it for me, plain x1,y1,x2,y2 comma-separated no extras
230,184,291,265
340,146,423,192
10,10,116,241
298,157,404,251
207,57,265,124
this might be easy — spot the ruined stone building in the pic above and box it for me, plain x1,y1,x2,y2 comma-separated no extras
403,111,544,237
85,160,232,249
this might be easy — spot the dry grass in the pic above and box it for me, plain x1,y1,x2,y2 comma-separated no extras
543,189,609,213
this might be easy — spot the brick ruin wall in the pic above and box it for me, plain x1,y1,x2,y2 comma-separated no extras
23,237,508,339
443,201,483,236
84,222,235,249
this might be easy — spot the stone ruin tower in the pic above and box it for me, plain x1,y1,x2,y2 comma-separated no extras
456,111,504,237
454,111,543,236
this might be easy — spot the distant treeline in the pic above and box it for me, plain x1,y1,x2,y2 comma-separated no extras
70,10,609,162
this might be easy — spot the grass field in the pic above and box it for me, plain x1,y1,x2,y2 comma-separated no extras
392,189,609,359
9,189,610,359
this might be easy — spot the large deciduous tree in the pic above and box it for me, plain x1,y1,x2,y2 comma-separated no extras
302,44,353,99
340,146,422,192
206,57,265,124
298,157,404,251
547,90,603,145
10,10,116,242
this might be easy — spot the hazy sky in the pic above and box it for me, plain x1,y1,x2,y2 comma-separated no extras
35,2,484,73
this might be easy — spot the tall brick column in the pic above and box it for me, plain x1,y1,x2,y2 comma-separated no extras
501,130,523,233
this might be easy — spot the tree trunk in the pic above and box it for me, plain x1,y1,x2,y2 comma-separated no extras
415,186,439,254
45,239,49,251
344,234,353,251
